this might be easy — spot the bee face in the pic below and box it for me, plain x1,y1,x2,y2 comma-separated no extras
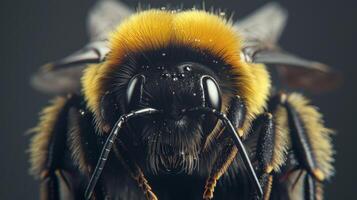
101,47,227,174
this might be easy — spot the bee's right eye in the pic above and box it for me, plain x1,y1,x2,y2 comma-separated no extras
126,75,145,109
201,76,222,111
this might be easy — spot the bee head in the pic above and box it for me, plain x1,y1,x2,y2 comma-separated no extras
99,46,232,174
82,9,271,174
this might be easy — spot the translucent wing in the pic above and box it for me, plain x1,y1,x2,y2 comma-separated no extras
235,2,341,93
252,50,342,92
87,0,132,41
31,0,133,94
235,2,287,45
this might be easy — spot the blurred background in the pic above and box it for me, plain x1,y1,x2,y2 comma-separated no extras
1,0,356,199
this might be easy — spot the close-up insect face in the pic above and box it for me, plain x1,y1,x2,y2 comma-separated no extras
102,48,223,173
2,0,357,200
100,46,235,175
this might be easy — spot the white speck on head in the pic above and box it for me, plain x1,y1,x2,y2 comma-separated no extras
79,109,85,115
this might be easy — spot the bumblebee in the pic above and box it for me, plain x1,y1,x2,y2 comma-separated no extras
29,1,339,199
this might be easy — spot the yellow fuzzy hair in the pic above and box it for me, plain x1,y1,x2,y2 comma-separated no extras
29,97,67,177
82,10,271,133
287,93,334,179
271,105,290,171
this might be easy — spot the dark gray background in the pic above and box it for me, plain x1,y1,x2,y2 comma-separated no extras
1,0,356,199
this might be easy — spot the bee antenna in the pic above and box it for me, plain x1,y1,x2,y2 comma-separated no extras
84,108,160,200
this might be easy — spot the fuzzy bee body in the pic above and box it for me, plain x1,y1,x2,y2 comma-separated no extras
29,1,337,200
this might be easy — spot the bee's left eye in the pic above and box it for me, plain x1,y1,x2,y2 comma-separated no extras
202,76,222,110
126,75,145,109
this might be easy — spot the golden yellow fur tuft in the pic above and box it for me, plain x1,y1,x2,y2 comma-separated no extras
82,9,271,133
81,64,102,124
244,63,271,119
29,97,67,177
271,105,290,171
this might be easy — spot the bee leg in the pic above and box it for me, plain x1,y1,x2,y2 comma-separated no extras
266,92,332,200
41,170,79,200
304,174,317,200
303,167,326,200
33,95,82,200
203,142,238,200
261,174,273,200
134,170,158,200
250,112,275,200
267,92,325,181
203,95,245,200
254,113,275,176
284,100,325,182
203,96,276,200
113,142,158,200
202,111,275,200
32,95,105,200
38,97,76,200
40,170,61,200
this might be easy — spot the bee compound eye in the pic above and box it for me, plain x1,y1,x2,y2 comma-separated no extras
126,75,145,109
201,76,222,111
